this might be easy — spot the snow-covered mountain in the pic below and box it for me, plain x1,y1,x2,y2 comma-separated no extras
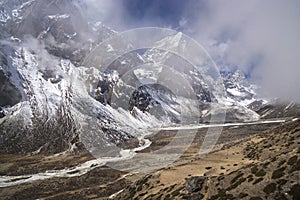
0,0,159,155
0,0,267,155
139,33,261,122
223,70,257,106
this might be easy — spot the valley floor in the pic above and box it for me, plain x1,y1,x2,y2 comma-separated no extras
0,119,299,200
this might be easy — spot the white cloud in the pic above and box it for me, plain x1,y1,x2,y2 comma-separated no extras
82,0,126,30
186,0,300,102
179,17,187,28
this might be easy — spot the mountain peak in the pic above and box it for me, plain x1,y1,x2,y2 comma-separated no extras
154,31,183,50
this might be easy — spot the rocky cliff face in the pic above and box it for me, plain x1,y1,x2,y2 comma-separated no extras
0,69,22,107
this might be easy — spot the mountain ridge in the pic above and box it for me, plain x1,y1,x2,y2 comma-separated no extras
0,0,296,157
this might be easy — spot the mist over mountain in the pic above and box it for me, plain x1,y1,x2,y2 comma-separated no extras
0,0,298,156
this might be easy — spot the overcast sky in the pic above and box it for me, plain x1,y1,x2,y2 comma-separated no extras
84,0,300,102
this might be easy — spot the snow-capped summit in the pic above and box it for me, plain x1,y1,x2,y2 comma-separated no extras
223,70,257,107
154,32,184,50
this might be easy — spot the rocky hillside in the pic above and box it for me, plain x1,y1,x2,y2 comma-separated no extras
115,119,300,200
254,100,300,119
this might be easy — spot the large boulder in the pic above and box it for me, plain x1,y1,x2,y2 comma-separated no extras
185,176,207,193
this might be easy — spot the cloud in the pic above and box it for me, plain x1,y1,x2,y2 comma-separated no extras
81,0,300,102
178,17,188,29
82,0,126,30
21,36,61,74
184,0,300,102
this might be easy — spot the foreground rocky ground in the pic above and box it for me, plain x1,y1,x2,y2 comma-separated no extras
0,120,299,199
116,119,300,200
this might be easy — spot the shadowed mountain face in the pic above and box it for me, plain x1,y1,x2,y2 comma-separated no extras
2,0,115,66
0,70,22,107
13,0,90,65
7,1,85,37
254,100,300,119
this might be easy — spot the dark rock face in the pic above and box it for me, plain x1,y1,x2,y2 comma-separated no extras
187,69,212,103
0,107,5,118
0,70,22,107
185,176,207,193
95,79,113,106
248,100,265,110
129,85,159,112
128,84,180,121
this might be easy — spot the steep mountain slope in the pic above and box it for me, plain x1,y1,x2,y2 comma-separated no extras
254,100,300,119
0,0,160,155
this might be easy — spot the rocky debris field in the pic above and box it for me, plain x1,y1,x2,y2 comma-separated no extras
114,120,300,200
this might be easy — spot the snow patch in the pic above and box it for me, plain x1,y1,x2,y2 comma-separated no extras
48,14,70,20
